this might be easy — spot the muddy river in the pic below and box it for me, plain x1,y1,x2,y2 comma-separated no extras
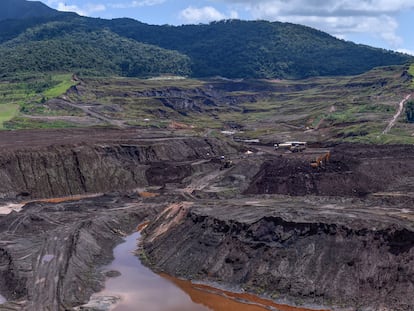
95,230,328,311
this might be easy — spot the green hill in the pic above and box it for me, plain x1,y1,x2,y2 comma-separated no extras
0,1,412,79
106,19,413,78
0,23,191,78
0,0,59,21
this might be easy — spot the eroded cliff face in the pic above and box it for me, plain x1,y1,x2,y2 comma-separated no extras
0,136,238,201
142,200,414,311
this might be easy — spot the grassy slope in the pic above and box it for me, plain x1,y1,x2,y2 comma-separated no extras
0,103,19,128
409,64,414,89
53,65,412,144
0,73,80,129
2,64,413,143
43,74,77,99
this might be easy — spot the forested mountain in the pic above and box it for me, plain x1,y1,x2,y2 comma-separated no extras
0,0,60,21
0,0,412,79
0,24,191,77
106,19,411,78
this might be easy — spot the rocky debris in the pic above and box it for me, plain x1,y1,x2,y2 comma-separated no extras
143,198,414,311
74,295,120,311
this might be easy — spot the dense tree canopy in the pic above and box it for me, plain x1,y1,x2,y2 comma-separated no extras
0,24,191,78
0,3,412,79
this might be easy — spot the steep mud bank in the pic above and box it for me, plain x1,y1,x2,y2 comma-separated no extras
0,133,238,200
246,144,414,197
143,198,414,311
0,194,167,310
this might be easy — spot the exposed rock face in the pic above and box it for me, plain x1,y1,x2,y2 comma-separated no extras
143,199,414,311
0,136,238,200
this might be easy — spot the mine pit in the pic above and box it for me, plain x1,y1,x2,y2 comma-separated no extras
0,129,413,311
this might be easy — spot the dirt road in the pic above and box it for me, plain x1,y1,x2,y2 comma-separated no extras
382,94,412,134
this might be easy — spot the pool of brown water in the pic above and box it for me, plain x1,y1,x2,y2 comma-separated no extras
96,230,329,311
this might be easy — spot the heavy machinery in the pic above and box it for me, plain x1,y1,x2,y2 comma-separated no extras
274,141,307,152
310,151,330,168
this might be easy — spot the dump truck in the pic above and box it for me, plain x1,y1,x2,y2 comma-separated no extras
274,141,307,152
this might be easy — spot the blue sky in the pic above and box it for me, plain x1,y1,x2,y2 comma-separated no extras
38,0,414,55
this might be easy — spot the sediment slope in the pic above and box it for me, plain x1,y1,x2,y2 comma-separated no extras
143,199,414,311
0,129,238,200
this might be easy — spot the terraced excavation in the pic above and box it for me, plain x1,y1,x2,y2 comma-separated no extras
0,128,413,311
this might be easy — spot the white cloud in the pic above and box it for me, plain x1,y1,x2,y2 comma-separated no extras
397,49,414,56
109,0,165,9
45,2,107,16
56,2,86,15
218,0,414,14
85,4,106,13
180,6,238,24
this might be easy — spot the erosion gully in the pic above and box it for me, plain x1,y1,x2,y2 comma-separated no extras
94,225,328,311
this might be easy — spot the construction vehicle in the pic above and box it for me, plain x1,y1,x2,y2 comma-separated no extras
274,141,307,152
310,151,331,168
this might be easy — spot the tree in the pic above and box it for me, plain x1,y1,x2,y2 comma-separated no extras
405,101,414,123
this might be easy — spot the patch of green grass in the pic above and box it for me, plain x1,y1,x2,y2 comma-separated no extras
335,122,414,144
4,116,78,130
43,74,77,99
325,110,355,124
409,63,414,89
0,104,19,128
348,132,414,144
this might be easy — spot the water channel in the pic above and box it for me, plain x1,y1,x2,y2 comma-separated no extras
95,230,328,311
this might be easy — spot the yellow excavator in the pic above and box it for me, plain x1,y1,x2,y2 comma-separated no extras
310,151,330,168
